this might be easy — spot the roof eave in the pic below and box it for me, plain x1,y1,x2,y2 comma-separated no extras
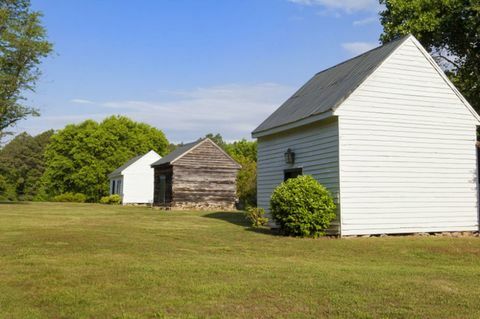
108,173,122,179
252,110,334,138
151,162,171,168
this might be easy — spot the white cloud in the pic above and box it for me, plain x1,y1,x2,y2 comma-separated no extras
16,83,295,142
342,41,378,55
353,16,378,26
70,98,94,104
288,0,380,13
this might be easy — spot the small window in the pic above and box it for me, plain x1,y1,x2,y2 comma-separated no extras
111,180,116,194
284,168,302,181
116,180,122,195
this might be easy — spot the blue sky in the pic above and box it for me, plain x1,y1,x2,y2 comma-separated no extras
19,0,383,143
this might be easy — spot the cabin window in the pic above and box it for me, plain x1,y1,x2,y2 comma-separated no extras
284,168,302,181
111,180,116,194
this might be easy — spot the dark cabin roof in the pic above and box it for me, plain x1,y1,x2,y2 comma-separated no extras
151,139,204,167
108,154,144,178
252,36,410,135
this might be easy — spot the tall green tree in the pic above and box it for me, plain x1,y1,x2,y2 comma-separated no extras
0,0,52,137
0,129,53,200
226,139,257,208
379,0,480,111
42,116,169,201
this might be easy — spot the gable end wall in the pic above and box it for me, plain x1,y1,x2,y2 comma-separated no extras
171,140,239,210
335,38,479,235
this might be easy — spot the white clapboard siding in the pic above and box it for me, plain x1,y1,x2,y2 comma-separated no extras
257,119,340,228
121,151,161,204
335,37,479,235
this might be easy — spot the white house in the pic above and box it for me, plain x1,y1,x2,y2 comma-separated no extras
252,35,480,236
108,150,161,205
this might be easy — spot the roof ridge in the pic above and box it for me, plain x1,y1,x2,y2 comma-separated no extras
312,34,410,78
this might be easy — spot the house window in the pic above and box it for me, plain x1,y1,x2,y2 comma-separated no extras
111,180,116,194
284,168,302,181
116,180,122,195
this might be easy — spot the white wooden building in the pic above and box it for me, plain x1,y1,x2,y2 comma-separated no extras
108,150,161,205
252,35,480,236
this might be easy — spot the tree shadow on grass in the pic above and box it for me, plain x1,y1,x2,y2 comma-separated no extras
203,211,280,236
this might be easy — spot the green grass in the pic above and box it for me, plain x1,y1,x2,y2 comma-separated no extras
0,202,480,318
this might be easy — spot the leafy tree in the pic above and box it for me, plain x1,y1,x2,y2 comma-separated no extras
0,129,53,200
0,0,52,137
225,139,257,162
42,116,169,202
234,155,257,208
379,0,480,111
224,139,257,207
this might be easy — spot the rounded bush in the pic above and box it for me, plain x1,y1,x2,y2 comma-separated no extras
270,175,336,237
100,194,122,205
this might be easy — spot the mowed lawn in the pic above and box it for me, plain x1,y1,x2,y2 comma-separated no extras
1,203,480,318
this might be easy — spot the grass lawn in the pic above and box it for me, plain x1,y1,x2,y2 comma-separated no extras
0,202,480,318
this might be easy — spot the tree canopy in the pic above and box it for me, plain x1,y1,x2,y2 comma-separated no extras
0,0,52,137
42,116,169,201
379,0,480,111
0,129,53,200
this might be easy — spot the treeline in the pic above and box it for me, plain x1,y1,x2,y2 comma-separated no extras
0,116,257,206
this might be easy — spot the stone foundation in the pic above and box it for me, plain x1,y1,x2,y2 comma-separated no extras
153,201,236,211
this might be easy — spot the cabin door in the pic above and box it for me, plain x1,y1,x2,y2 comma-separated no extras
158,175,166,204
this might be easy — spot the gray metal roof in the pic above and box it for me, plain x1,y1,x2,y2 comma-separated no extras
151,139,204,167
252,36,409,135
108,154,144,178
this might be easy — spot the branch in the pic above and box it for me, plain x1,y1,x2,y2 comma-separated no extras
436,54,461,70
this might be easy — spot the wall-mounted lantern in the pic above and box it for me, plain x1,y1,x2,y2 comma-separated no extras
284,148,295,164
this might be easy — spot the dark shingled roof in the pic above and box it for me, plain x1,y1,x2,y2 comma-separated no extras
252,36,409,135
151,139,204,167
108,154,144,178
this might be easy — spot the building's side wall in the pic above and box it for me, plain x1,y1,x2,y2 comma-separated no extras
171,140,239,210
335,37,479,235
257,119,340,231
122,151,161,204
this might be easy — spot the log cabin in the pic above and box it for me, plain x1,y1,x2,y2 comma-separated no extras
151,138,241,210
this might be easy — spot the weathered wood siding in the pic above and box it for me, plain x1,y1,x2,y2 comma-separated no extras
257,119,340,230
171,140,239,210
335,37,479,235
153,165,173,206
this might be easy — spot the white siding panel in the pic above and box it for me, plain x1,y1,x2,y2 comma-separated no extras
121,151,161,204
257,119,340,230
336,37,479,235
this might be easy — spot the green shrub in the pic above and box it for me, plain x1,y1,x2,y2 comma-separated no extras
270,175,336,237
100,194,122,205
52,192,86,203
245,207,268,228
